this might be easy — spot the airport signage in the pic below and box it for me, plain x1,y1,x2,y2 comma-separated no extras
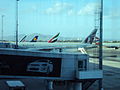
0,54,62,77
0,48,89,80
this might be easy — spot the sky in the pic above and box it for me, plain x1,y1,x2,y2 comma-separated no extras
0,0,120,40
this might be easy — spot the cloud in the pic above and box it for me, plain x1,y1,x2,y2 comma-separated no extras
45,2,73,15
45,2,102,16
0,8,6,12
78,3,100,16
67,9,74,15
31,6,37,11
104,11,120,19
21,5,38,14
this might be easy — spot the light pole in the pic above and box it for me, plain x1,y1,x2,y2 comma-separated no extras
15,0,19,49
1,15,5,43
99,0,103,71
99,0,103,90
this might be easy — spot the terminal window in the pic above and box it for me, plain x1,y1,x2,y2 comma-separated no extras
78,60,86,71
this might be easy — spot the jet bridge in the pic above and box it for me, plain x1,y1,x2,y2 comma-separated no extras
0,48,103,90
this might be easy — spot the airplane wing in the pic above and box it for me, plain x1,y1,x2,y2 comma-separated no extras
104,45,119,49
103,42,120,49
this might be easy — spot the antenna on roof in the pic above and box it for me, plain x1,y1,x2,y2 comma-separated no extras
15,0,20,49
1,15,5,43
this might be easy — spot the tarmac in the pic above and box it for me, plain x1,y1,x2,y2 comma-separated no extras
88,47,120,90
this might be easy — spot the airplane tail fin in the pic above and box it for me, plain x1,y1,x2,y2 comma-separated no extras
30,36,39,42
20,35,27,42
95,36,100,45
83,29,97,44
48,32,60,43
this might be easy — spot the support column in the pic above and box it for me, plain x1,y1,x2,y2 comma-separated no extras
74,82,82,90
66,81,73,90
46,80,54,90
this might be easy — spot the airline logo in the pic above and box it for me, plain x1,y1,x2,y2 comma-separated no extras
84,29,97,44
33,38,37,41
95,36,100,45
48,33,60,43
20,35,27,42
31,36,39,42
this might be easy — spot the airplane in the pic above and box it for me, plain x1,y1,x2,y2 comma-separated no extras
20,33,59,43
103,44,120,49
3,29,97,52
35,29,98,53
48,32,60,43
